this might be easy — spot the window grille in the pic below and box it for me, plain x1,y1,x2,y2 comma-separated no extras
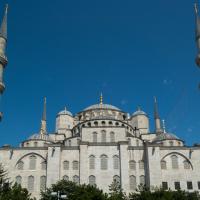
63,161,69,170
113,155,119,170
140,175,145,185
101,155,108,170
17,161,24,170
129,160,136,170
130,176,136,190
73,161,79,170
27,176,34,191
29,155,36,170
40,176,46,191
171,155,178,169
161,160,167,169
16,176,22,185
110,132,115,142
89,175,96,186
89,155,95,170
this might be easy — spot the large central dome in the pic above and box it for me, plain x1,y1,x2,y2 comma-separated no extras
84,103,121,111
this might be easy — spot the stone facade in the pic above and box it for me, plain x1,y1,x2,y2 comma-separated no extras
0,101,200,199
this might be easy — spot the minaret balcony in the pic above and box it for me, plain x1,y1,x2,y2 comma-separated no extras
0,81,5,94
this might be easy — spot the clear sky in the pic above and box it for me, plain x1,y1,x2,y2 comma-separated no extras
0,0,199,146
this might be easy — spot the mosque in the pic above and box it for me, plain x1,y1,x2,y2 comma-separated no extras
0,3,200,200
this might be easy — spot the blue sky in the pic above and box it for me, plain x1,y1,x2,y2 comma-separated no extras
0,0,199,146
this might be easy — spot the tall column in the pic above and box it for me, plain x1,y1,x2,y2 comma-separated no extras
79,142,88,184
119,141,129,192
46,145,61,187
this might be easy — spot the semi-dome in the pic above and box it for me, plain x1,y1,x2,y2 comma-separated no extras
84,103,121,111
28,133,52,142
57,107,73,117
152,132,180,143
132,107,147,117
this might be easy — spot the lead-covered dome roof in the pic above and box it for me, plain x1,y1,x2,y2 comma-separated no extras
132,107,147,117
57,107,73,117
28,133,53,142
84,103,121,111
152,132,180,143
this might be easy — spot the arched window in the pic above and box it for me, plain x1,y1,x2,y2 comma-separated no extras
27,176,34,191
113,175,120,186
183,160,190,169
63,161,69,170
89,155,95,170
161,160,167,170
101,130,106,142
129,160,136,170
34,142,38,147
136,140,139,146
40,176,46,191
169,141,173,146
139,160,144,169
128,138,131,146
16,176,22,185
171,155,178,169
17,161,24,170
93,132,97,143
63,175,69,181
73,175,79,184
113,155,119,170
29,155,36,170
140,175,145,185
110,132,115,142
101,155,108,170
41,161,46,170
89,175,96,186
94,121,98,126
130,176,136,190
73,161,79,170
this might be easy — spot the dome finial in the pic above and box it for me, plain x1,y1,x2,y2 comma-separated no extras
137,106,141,111
162,119,166,133
100,92,103,105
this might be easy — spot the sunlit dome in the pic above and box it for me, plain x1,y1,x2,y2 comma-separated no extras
57,107,73,117
132,107,147,117
84,94,121,111
28,133,53,141
84,103,121,111
152,132,180,143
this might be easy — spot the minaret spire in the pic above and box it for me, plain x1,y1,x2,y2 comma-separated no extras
100,93,103,105
194,2,200,66
154,97,162,134
40,97,47,136
0,4,9,122
0,4,8,40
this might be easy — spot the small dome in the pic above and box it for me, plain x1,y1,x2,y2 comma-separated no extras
28,133,52,142
132,107,147,117
84,104,121,111
152,132,180,143
57,107,73,117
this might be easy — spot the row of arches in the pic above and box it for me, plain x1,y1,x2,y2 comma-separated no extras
17,155,46,170
16,175,46,191
63,160,79,170
161,155,192,170
89,155,120,170
61,175,145,190
92,131,116,143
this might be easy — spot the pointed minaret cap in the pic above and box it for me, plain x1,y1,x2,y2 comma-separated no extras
154,96,160,119
0,4,8,40
42,97,47,121
162,119,166,133
40,97,47,135
100,93,103,105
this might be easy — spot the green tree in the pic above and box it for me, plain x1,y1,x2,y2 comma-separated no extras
108,180,127,200
41,180,108,200
129,186,200,200
0,163,34,200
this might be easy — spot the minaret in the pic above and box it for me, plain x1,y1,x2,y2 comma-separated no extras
0,4,8,94
100,93,103,105
154,97,162,134
194,3,200,66
40,97,47,136
0,4,8,121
